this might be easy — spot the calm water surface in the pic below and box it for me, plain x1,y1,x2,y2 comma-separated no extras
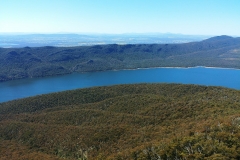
0,67,239,103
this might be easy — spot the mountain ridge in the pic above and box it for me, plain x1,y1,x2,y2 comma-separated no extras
0,35,240,82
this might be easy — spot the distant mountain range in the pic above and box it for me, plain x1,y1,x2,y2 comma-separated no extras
0,33,209,48
0,35,240,82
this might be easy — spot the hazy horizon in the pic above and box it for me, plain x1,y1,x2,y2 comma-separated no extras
0,32,214,36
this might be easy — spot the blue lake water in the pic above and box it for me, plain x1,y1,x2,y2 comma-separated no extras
0,67,240,103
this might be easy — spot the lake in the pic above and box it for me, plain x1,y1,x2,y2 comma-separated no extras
0,67,240,103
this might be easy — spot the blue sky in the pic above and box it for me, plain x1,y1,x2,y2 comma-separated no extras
1,0,240,36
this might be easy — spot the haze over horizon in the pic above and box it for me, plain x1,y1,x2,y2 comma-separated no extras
1,0,240,36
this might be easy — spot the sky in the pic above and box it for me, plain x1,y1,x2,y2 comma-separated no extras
1,0,240,36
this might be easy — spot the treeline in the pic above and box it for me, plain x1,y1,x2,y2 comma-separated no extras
0,35,240,81
0,83,240,159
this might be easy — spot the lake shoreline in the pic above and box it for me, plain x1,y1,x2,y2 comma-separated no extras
1,65,240,84
110,66,240,72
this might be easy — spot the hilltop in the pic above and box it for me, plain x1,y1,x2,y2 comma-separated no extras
0,83,240,159
0,35,240,82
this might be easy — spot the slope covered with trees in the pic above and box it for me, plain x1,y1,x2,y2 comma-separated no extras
0,83,240,159
0,35,240,82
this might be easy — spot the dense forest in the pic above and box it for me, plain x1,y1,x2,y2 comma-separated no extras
0,83,240,159
0,35,240,82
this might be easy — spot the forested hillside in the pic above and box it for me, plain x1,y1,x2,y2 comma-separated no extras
0,83,240,159
0,35,240,82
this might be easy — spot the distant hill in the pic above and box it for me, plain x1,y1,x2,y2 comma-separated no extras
0,35,240,82
202,35,233,42
0,83,240,159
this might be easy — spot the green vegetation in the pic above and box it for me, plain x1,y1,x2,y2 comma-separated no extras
0,83,240,159
0,35,240,81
